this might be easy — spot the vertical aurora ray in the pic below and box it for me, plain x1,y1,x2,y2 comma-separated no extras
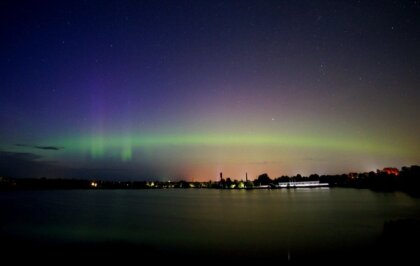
90,136,105,159
121,136,132,161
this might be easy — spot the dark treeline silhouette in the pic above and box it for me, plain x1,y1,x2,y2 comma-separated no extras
1,165,419,196
0,177,159,190
341,165,420,197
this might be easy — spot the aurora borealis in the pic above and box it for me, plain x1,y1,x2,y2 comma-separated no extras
1,0,419,180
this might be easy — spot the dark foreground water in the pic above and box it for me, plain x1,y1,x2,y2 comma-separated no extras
1,188,419,263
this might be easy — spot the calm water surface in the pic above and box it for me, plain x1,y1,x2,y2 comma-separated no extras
1,188,419,256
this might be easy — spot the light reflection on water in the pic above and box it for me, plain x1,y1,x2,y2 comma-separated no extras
1,188,419,254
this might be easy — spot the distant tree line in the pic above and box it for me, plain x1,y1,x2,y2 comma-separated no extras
1,165,419,196
349,165,420,196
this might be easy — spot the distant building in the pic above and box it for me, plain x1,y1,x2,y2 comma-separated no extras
348,172,358,179
276,180,329,188
380,167,399,176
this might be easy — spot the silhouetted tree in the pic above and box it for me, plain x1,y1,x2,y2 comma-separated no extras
219,178,226,188
400,165,420,196
226,178,233,188
255,173,271,185
274,176,290,183
309,174,319,181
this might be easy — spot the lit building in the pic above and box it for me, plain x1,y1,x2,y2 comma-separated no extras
381,167,399,176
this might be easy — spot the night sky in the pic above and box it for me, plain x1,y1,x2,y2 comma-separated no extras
1,0,419,181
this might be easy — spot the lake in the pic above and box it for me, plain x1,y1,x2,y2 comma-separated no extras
1,188,419,262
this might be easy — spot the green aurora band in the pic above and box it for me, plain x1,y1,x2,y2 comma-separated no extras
39,133,409,161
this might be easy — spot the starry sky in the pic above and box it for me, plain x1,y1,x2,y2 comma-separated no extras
0,0,419,181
